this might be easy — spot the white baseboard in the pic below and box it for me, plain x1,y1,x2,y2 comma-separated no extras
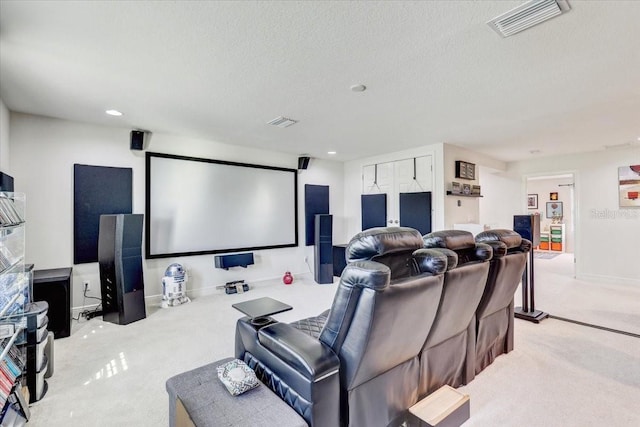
71,274,291,315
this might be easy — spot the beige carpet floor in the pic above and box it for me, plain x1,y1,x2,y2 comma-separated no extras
27,265,640,426
519,253,640,336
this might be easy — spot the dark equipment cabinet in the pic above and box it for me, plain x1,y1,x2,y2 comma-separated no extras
33,267,72,339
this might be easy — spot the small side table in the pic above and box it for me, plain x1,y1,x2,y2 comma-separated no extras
232,297,292,326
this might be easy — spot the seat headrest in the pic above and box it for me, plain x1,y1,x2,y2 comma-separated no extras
475,229,522,249
346,227,424,262
341,260,390,291
422,230,475,251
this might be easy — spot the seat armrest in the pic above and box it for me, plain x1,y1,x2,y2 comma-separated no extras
474,242,493,261
482,240,507,258
259,322,339,381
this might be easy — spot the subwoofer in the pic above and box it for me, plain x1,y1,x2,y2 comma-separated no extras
314,214,333,284
33,267,72,339
98,214,146,325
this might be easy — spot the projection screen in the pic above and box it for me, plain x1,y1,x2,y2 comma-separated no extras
146,152,298,258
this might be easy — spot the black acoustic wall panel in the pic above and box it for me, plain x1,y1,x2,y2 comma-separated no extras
74,164,132,264
314,214,333,284
361,193,387,230
305,184,329,246
98,214,145,325
514,214,540,247
399,192,432,236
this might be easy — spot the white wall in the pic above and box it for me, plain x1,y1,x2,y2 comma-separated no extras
478,166,521,230
508,148,640,284
443,144,506,229
10,113,344,309
442,144,506,228
343,144,444,238
0,99,9,172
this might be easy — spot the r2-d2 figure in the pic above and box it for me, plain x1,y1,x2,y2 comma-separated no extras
161,263,191,308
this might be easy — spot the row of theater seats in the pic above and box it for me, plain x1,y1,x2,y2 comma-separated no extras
234,227,531,427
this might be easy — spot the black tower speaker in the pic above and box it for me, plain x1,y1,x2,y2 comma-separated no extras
298,156,310,170
130,130,145,150
98,214,146,325
314,214,333,284
513,214,540,247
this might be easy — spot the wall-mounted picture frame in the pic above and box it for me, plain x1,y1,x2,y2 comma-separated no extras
618,165,640,208
455,160,476,180
451,181,461,194
527,194,538,209
546,201,563,218
550,192,558,201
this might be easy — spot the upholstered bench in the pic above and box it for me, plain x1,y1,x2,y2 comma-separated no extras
166,357,307,427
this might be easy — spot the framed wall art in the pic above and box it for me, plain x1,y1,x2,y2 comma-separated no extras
550,192,558,201
618,165,640,208
527,194,538,209
455,160,476,180
546,201,563,218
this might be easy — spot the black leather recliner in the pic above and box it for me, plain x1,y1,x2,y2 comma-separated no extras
235,227,448,427
474,229,531,373
419,230,493,397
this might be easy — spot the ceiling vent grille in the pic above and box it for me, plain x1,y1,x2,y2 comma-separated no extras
267,116,298,128
487,0,571,38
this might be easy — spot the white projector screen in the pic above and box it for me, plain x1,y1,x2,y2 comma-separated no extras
145,152,298,258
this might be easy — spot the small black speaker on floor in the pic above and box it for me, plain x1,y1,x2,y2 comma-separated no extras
130,130,146,150
298,156,310,170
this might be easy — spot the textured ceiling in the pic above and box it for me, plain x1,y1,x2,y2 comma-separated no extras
1,1,639,162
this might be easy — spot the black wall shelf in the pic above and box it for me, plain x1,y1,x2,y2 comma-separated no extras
446,191,483,197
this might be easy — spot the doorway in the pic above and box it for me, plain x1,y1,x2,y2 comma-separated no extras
525,173,575,277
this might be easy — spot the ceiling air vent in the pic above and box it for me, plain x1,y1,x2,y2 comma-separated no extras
487,0,571,38
267,116,298,128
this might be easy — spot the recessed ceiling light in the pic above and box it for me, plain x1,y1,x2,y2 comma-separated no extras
328,151,337,155
105,109,123,116
350,84,366,92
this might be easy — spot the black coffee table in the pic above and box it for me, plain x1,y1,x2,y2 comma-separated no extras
232,297,293,326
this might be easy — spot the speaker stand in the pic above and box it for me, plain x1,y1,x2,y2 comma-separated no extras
515,248,548,323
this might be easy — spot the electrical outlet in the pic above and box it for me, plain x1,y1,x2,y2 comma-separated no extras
83,280,90,291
